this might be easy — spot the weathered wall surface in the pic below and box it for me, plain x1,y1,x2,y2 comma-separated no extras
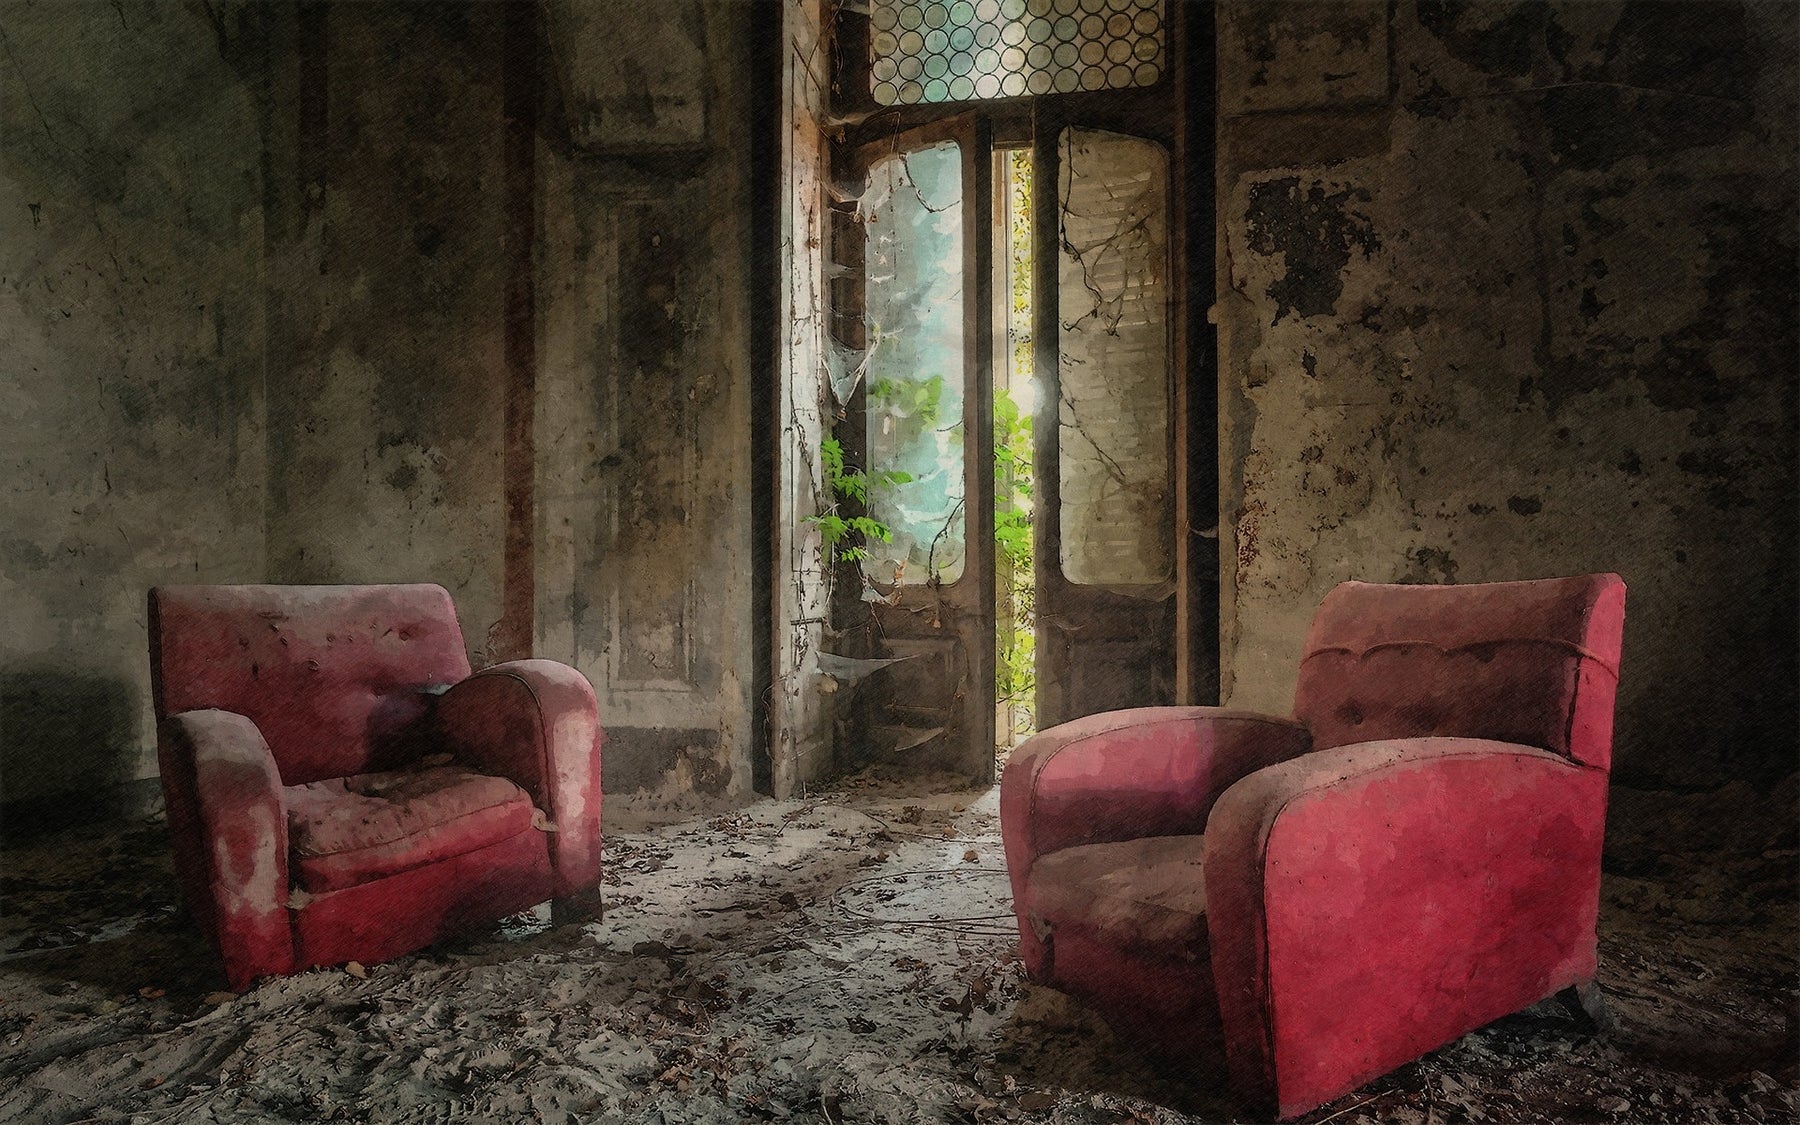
1,1,765,825
537,0,758,798
263,3,509,654
0,1,268,820
770,0,839,797
1217,1,1798,787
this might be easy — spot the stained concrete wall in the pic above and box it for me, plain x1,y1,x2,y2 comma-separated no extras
2,0,763,828
263,3,509,654
0,1,268,822
1217,1,1798,787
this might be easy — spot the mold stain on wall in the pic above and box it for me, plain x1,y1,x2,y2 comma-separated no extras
1217,1,1798,789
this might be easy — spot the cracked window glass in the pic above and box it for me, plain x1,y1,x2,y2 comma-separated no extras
1057,127,1170,586
863,142,966,586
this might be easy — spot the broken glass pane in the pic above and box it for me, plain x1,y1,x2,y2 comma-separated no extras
870,0,1165,106
863,142,966,586
1057,127,1171,586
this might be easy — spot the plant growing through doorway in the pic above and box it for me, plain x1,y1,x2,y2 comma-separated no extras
995,145,1037,738
808,436,911,565
995,384,1035,718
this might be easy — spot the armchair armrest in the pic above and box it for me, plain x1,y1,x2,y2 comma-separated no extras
1001,706,1312,865
156,709,294,991
1203,736,1610,1120
999,706,1311,973
437,659,603,900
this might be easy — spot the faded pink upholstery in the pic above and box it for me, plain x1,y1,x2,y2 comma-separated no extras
1001,575,1626,1120
1295,576,1625,768
150,584,603,991
284,766,538,894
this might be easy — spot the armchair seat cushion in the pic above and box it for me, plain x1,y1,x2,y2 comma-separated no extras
285,765,538,894
1031,835,1209,958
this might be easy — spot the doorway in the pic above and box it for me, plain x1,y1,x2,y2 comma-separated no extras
781,0,1216,789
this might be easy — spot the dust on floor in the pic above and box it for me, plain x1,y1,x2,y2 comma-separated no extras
0,770,1794,1124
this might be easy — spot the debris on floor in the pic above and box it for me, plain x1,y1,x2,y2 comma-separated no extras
0,771,1793,1123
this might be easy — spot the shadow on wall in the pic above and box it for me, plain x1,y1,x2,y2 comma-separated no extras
0,668,146,840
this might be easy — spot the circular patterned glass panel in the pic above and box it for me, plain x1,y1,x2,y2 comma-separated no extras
871,0,1164,105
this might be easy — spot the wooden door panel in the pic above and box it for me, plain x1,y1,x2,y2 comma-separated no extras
1033,119,1178,729
830,119,995,782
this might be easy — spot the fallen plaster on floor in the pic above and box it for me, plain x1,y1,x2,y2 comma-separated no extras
0,769,1795,1124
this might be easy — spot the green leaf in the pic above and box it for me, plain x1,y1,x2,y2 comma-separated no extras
806,513,848,544
849,516,893,543
835,471,870,503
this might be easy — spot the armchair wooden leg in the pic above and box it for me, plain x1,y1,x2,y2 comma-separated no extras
1558,980,1616,1033
551,889,604,926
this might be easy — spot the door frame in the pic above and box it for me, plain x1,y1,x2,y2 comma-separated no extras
771,0,1218,787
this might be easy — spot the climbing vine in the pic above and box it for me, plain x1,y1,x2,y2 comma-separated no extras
806,437,911,565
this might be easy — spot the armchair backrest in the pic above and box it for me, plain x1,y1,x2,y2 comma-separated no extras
1292,574,1626,769
149,584,474,785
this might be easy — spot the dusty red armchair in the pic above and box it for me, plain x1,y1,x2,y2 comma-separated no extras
1001,574,1626,1119
149,584,603,991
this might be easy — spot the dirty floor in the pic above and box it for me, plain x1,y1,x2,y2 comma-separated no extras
1,770,1795,1124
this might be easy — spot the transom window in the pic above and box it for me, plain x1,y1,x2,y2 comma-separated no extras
869,0,1166,105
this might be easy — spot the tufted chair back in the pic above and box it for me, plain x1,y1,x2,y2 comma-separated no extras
1292,575,1626,769
149,584,474,785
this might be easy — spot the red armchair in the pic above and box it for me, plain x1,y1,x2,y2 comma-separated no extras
148,584,603,991
1001,574,1626,1119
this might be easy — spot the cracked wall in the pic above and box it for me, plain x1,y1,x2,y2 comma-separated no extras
1217,1,1798,787
0,0,268,821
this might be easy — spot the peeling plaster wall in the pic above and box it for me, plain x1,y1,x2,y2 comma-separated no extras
537,0,757,799
1217,1,1798,787
0,1,268,817
263,3,509,653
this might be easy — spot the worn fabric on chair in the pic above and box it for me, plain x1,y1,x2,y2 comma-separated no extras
285,766,539,893
999,574,1626,1121
150,583,603,991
